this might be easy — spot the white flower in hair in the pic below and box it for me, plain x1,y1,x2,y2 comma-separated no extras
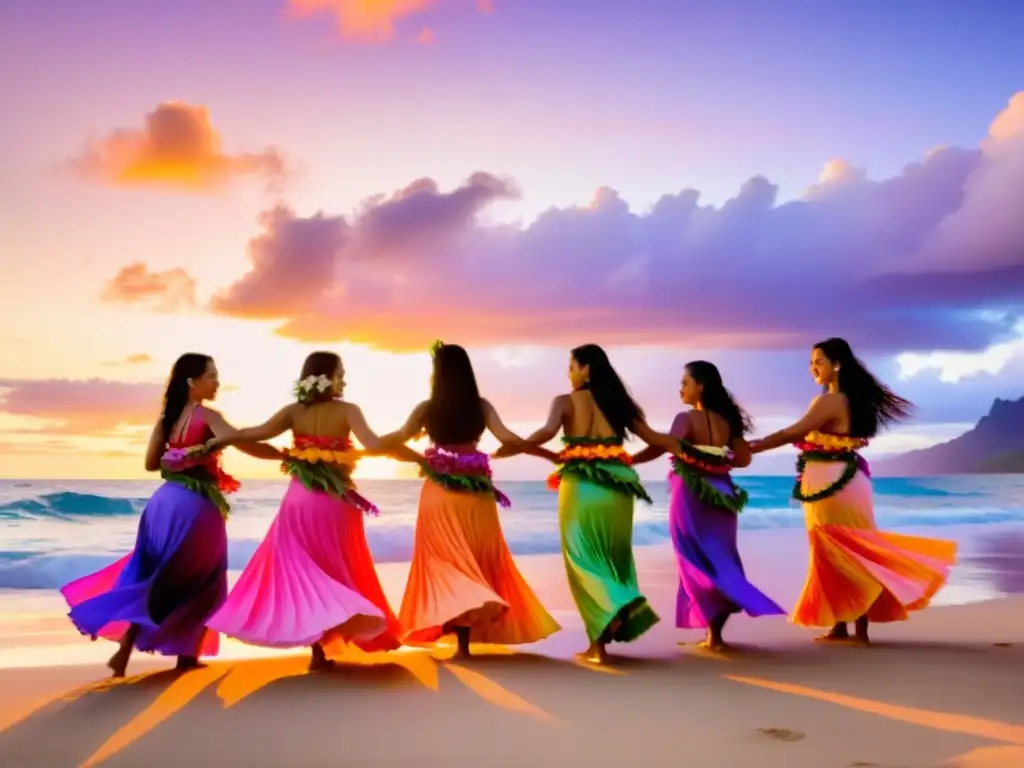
315,374,331,392
299,376,317,392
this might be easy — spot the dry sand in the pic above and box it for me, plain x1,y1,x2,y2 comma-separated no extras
1,546,1022,767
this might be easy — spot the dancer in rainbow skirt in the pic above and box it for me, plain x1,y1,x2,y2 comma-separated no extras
498,344,681,664
750,338,957,644
204,351,421,669
62,354,282,678
632,361,784,649
382,342,560,659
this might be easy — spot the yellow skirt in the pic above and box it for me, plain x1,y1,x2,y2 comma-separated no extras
792,461,957,627
398,480,561,645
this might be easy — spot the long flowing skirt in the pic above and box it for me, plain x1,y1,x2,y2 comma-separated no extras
61,481,227,658
669,473,785,627
793,461,957,627
207,479,400,652
399,479,560,645
558,463,659,644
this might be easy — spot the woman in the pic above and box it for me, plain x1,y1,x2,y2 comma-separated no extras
203,351,416,669
382,341,560,659
749,338,957,644
499,344,681,665
632,361,785,649
61,353,282,678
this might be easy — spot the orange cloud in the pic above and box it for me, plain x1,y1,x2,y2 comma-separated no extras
101,262,197,313
285,0,491,42
69,101,288,192
101,353,154,367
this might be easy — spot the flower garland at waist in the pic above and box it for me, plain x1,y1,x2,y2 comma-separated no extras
793,431,871,503
421,447,511,507
280,435,379,516
547,436,652,505
670,441,748,514
160,446,239,520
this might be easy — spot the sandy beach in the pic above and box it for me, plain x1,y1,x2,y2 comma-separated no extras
1,542,1023,767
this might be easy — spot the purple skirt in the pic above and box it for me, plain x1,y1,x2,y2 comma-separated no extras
61,481,228,657
669,472,784,628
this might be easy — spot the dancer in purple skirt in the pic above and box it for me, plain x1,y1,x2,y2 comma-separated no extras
61,353,282,678
633,361,784,649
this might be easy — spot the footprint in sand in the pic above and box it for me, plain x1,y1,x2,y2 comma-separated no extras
757,727,805,742
992,642,1013,648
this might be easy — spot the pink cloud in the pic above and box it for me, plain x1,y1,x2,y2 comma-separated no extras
0,379,163,435
101,262,197,313
103,93,1024,355
101,353,154,367
416,26,436,45
68,101,289,193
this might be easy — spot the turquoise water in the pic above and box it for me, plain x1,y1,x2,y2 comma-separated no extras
1,475,1023,592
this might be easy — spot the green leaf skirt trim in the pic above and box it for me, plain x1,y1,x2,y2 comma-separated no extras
160,469,231,520
555,460,653,505
670,459,748,514
281,457,351,497
420,464,512,507
793,450,860,503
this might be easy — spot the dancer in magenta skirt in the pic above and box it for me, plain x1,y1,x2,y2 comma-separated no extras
61,354,282,677
204,351,422,669
633,361,784,649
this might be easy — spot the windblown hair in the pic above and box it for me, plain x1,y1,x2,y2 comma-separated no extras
814,337,914,438
425,343,485,445
299,351,342,405
571,344,643,441
684,360,753,438
160,353,213,443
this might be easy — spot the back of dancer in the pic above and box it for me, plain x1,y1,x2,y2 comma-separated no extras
206,351,411,669
386,341,560,659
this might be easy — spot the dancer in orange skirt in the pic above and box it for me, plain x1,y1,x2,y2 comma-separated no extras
750,337,957,644
381,341,560,658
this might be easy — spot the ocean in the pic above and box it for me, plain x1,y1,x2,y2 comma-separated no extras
2,475,1024,596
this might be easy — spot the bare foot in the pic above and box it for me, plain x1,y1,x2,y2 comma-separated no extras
815,623,851,643
575,643,609,665
107,648,131,678
309,644,335,671
853,617,870,646
175,656,204,671
450,647,472,661
697,637,728,651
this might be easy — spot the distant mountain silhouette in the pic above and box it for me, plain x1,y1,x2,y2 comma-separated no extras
878,395,1024,476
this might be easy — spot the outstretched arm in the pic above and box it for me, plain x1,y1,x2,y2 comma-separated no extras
376,401,428,451
632,412,687,465
348,403,424,465
204,408,289,460
631,415,681,455
729,436,753,468
493,396,568,459
484,399,559,463
144,420,165,472
749,396,836,454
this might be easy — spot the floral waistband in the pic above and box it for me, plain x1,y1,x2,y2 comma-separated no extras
557,436,632,465
280,453,378,516
793,432,870,503
286,442,362,466
421,447,511,508
160,447,239,519
670,441,746,514
548,437,651,504
671,441,734,476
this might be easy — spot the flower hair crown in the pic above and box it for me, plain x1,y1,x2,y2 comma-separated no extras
294,374,332,404
429,339,444,358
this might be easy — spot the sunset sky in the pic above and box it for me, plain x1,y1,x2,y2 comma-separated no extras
2,0,1023,480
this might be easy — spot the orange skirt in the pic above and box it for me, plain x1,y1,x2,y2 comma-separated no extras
398,479,561,645
792,461,957,627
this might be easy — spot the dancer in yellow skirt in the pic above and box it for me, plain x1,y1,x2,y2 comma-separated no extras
381,342,560,659
750,337,957,644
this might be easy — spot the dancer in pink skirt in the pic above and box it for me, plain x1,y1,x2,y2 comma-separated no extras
204,351,421,669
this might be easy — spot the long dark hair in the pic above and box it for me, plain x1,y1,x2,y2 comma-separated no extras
425,343,485,445
160,353,212,443
571,344,643,441
684,360,753,438
299,351,341,405
814,337,913,438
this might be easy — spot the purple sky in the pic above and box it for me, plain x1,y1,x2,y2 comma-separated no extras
1,0,1022,478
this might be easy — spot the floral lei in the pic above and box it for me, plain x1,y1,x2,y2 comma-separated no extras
280,436,379,516
421,447,511,507
671,441,748,514
547,436,652,504
294,374,333,405
160,445,239,520
793,431,871,503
